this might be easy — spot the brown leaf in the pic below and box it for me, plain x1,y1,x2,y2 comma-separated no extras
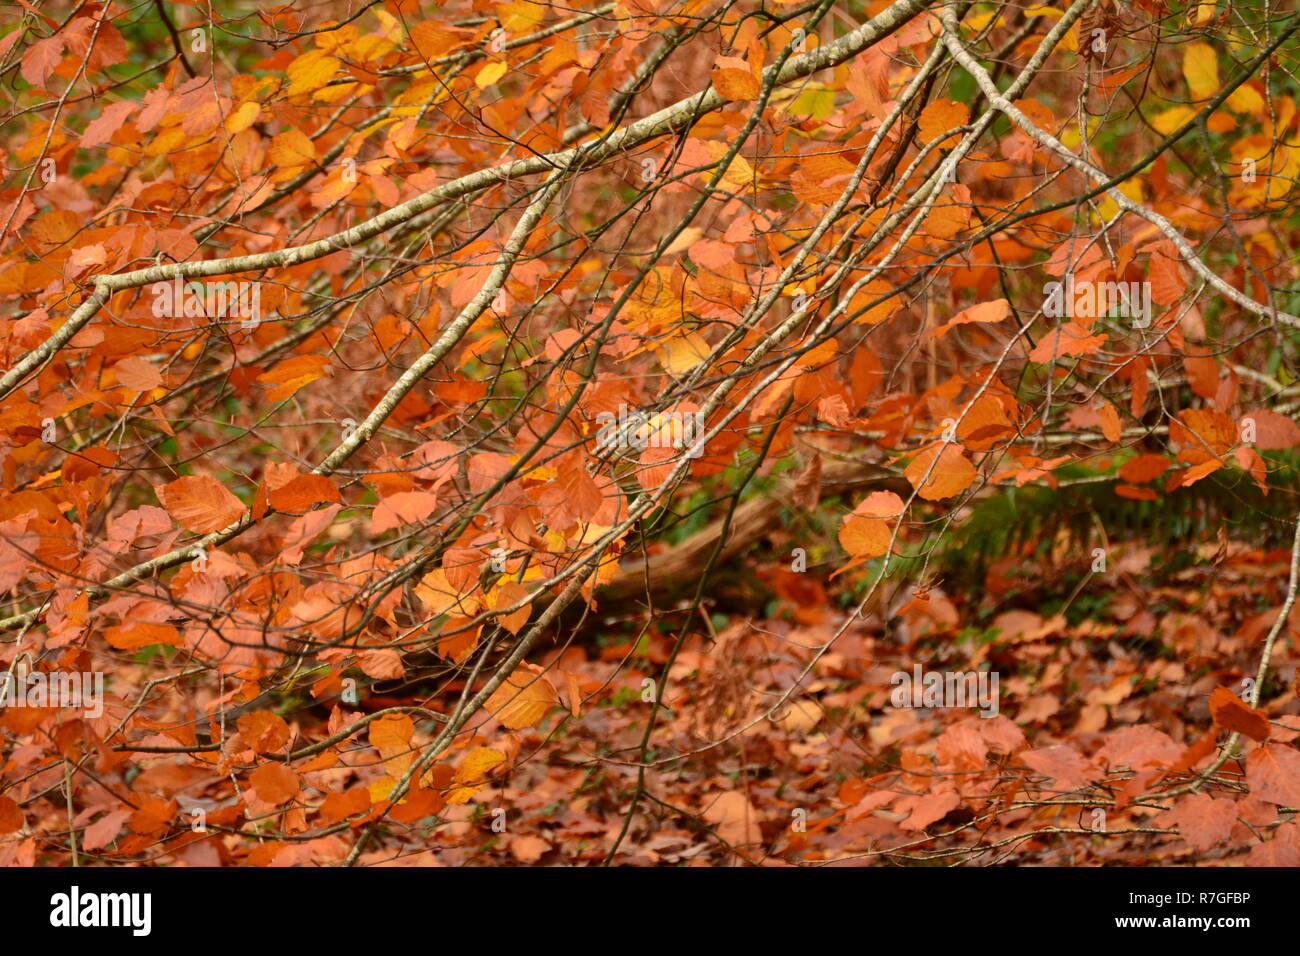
1209,685,1270,742
1246,744,1300,806
1020,745,1098,790
1159,793,1236,852
269,474,341,514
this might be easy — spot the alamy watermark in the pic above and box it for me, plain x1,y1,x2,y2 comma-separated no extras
1,670,104,718
151,278,262,328
890,665,1000,717
1043,276,1152,328
594,404,706,458
50,886,150,936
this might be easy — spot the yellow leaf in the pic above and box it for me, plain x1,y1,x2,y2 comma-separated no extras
454,747,506,784
787,87,835,118
487,665,558,729
414,568,481,617
655,330,710,374
777,698,823,733
696,140,756,189
487,580,531,634
369,776,399,802
268,129,317,175
225,101,261,135
286,49,340,97
1182,42,1219,100
475,61,507,89
1226,83,1264,115
369,714,414,777
499,1,544,32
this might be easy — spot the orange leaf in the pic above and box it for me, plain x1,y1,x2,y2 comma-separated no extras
0,795,23,834
104,620,181,650
837,514,892,559
712,55,760,100
269,474,341,514
257,355,330,402
1170,409,1235,464
930,298,1010,340
1241,409,1300,450
487,664,558,730
917,99,968,144
1246,745,1300,806
1209,685,1270,743
904,444,977,501
113,356,163,393
249,763,300,806
854,490,906,517
370,490,439,534
369,713,415,776
1180,456,1224,487
237,711,291,753
268,128,317,174
1028,322,1107,362
1096,400,1122,443
20,35,63,88
157,475,245,533
1119,453,1169,483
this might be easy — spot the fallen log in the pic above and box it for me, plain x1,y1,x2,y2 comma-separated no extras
599,453,903,603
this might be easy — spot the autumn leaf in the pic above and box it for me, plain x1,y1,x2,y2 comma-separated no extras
455,746,506,784
269,474,341,514
712,55,759,100
1158,793,1236,852
250,763,301,806
414,568,480,618
1241,409,1300,450
1020,745,1097,790
21,35,63,88
157,475,246,534
898,790,960,831
286,49,340,97
1246,745,1300,806
475,61,507,89
81,101,138,148
258,355,330,402
371,490,438,534
113,356,163,393
103,621,181,651
1182,42,1219,100
701,790,762,846
837,513,892,559
1095,400,1121,443
238,711,291,754
1028,322,1107,362
904,444,977,501
929,298,1010,340
268,128,318,176
0,794,23,834
369,713,415,777
486,664,559,730
1119,453,1170,483
917,99,968,144
1208,686,1270,743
